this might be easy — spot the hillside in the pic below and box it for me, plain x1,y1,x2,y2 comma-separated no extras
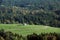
0,0,60,27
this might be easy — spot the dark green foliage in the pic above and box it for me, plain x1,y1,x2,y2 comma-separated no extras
0,0,60,27
27,33,60,40
0,0,2,5
0,29,23,40
0,6,60,27
0,29,60,40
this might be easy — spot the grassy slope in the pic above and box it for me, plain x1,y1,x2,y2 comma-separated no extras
0,24,60,36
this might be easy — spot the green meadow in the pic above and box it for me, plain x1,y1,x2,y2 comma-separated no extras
0,24,60,36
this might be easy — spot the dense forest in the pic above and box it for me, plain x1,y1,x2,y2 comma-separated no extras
0,0,60,27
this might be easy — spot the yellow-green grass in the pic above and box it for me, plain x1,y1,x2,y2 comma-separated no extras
0,24,60,36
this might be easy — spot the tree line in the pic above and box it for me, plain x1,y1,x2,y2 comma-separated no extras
0,5,60,27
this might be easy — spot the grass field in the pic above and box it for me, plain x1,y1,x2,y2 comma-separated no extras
0,24,60,36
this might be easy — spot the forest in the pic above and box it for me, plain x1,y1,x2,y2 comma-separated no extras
0,0,60,27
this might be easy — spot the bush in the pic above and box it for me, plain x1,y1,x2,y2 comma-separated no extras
0,29,60,40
